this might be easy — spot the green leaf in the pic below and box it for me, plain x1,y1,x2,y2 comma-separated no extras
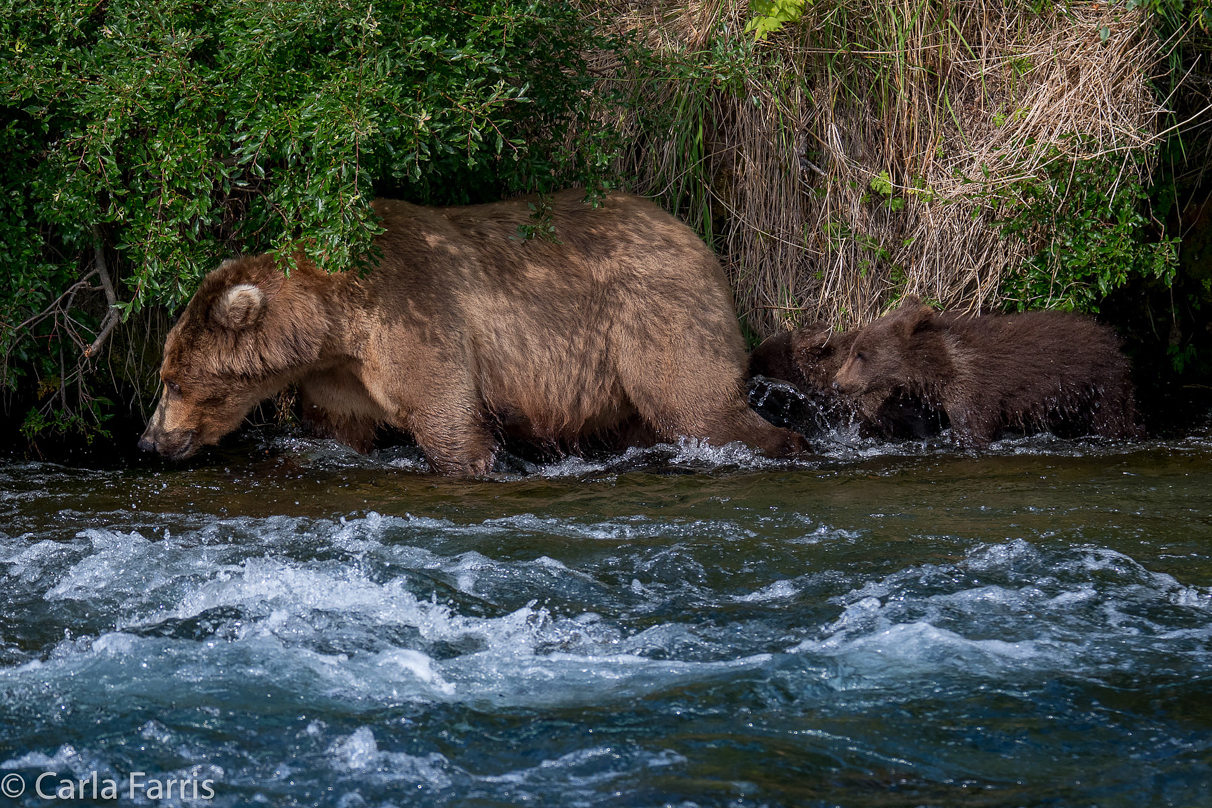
869,170,894,197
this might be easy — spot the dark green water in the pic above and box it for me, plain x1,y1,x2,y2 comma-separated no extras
1,428,1210,807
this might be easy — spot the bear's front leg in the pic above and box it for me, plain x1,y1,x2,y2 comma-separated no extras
855,390,893,423
944,403,997,448
406,403,497,477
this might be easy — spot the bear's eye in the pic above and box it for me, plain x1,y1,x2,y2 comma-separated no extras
165,380,182,396
856,351,866,361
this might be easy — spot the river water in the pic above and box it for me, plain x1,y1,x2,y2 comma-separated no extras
1,418,1210,806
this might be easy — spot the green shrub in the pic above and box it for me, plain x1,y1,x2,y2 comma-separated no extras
996,145,1177,313
0,0,626,442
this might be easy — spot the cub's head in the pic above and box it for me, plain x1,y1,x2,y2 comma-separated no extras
749,330,800,383
750,323,849,391
833,296,937,397
790,326,856,390
138,255,330,460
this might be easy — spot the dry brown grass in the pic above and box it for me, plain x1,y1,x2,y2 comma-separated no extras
584,0,1172,336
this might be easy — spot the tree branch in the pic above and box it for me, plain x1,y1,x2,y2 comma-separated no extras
84,230,120,359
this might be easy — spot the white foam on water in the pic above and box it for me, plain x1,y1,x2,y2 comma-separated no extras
736,579,799,602
0,612,774,715
805,423,1159,465
1172,587,1212,609
790,521,866,545
373,648,456,696
324,509,746,550
478,744,686,789
789,539,1212,688
45,529,159,601
440,650,773,710
523,438,801,479
153,556,552,660
384,456,432,473
272,429,814,478
7,503,1211,726
484,512,667,541
0,743,120,782
0,518,778,712
139,719,175,745
535,454,613,478
239,417,1177,477
796,619,1050,680
327,726,452,789
4,537,86,582
812,428,936,462
664,437,783,469
90,632,140,656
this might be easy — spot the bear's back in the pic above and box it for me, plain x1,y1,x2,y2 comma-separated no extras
360,191,750,444
941,310,1129,384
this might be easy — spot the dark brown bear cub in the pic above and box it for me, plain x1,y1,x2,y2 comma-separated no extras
138,190,807,475
832,296,1142,447
749,324,848,393
749,325,944,439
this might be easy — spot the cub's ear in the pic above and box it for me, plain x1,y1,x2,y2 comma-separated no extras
213,283,265,330
792,325,836,357
893,296,935,337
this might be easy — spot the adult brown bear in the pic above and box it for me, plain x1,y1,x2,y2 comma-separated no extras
138,190,807,475
832,296,1142,446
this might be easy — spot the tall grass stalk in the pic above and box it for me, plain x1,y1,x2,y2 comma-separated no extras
589,0,1173,336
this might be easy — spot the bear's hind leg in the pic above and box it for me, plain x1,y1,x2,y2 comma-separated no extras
406,403,498,477
699,401,810,457
611,317,807,458
1088,377,1144,440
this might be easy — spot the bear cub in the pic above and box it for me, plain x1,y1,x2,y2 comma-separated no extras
749,324,944,439
832,296,1142,446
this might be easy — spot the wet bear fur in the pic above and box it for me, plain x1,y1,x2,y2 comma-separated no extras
138,190,807,475
832,296,1143,446
749,325,945,440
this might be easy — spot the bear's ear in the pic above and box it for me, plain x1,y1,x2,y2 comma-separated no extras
894,297,935,337
213,283,265,330
793,326,835,357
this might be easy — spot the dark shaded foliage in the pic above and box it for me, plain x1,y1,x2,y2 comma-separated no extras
0,0,627,444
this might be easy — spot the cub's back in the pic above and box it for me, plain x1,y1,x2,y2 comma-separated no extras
942,310,1128,380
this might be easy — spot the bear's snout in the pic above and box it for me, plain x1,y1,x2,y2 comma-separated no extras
139,385,204,459
833,364,862,396
138,424,199,460
136,431,156,453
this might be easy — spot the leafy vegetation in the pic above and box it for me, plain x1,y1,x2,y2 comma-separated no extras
996,146,1178,314
0,0,625,445
745,0,808,40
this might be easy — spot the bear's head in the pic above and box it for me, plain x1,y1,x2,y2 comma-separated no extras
750,323,850,390
749,330,800,383
833,296,937,397
790,326,856,389
138,255,332,459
